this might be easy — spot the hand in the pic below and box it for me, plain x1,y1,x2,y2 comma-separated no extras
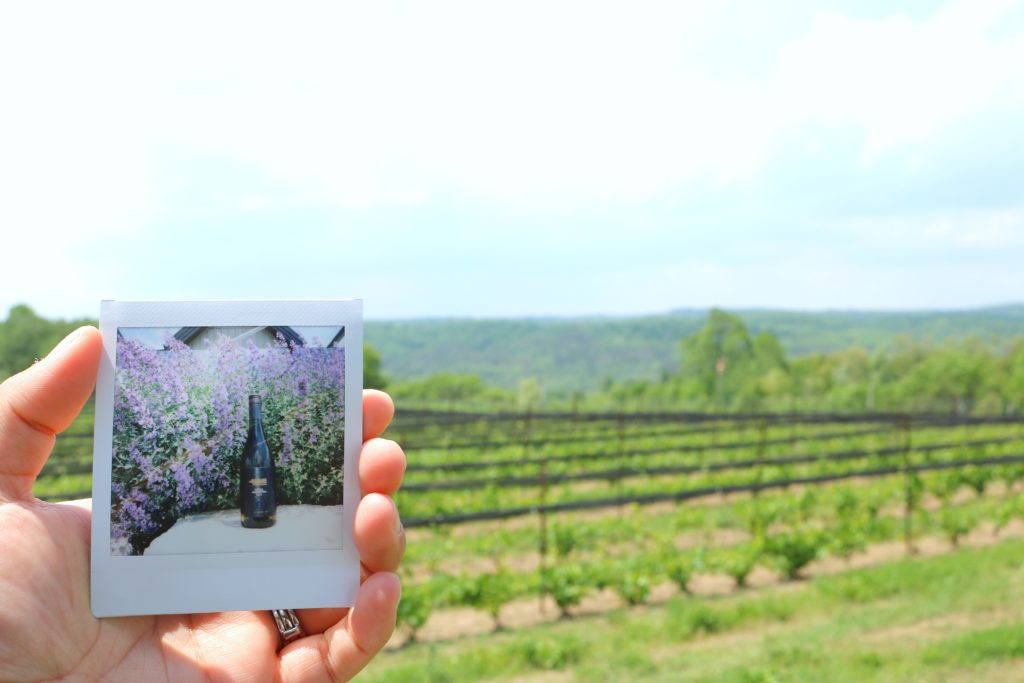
0,327,407,682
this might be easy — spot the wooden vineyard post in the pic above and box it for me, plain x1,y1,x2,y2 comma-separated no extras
747,418,768,544
617,415,626,518
530,411,549,614
756,418,768,495
443,413,452,462
901,416,916,554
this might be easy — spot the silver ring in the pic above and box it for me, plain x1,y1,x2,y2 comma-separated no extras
272,609,306,647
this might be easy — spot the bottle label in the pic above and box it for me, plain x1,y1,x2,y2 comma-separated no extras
248,466,273,516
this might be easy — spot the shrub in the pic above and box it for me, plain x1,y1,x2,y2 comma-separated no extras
715,545,761,588
613,563,652,605
765,528,824,580
663,551,692,593
396,586,433,642
457,570,520,629
939,506,976,548
514,635,585,670
666,600,724,640
544,563,590,617
551,522,594,557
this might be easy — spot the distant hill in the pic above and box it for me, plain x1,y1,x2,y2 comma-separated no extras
366,305,1024,394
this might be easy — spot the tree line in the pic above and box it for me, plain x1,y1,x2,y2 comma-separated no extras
0,304,388,389
387,309,1024,415
5,304,1023,414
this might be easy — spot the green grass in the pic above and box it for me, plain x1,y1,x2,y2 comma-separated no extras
921,623,1024,667
362,538,1024,683
32,473,92,500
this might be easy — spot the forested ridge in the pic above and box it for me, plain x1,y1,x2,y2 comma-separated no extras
367,306,1024,392
4,304,1024,414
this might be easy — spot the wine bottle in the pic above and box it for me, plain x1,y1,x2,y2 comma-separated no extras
240,394,277,528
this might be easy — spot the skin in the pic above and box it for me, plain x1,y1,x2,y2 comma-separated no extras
0,327,407,682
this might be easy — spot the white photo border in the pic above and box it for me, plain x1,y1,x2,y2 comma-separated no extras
91,300,363,617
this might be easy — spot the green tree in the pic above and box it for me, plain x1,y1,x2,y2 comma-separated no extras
363,343,387,390
517,377,543,411
891,339,995,414
679,309,754,406
0,304,95,380
678,310,791,409
389,372,512,409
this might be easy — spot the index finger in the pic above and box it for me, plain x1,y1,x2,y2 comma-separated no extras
363,390,394,441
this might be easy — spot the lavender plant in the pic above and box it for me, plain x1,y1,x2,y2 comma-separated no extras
110,332,345,555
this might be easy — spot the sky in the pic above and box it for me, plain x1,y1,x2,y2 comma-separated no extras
1,0,1022,321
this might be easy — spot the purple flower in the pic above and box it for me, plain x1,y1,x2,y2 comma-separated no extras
111,332,346,554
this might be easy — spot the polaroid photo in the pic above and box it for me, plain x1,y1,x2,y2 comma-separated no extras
90,300,362,617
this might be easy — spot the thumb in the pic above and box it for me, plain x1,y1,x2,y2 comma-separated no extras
0,326,102,500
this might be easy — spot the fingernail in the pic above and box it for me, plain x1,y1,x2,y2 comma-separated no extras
394,507,405,538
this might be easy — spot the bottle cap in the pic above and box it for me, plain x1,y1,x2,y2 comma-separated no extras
249,394,262,402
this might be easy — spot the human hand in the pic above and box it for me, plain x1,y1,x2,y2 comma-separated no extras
0,326,407,682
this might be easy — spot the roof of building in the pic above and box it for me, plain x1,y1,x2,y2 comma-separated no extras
173,326,306,347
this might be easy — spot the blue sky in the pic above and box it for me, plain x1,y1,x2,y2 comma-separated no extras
1,0,1022,320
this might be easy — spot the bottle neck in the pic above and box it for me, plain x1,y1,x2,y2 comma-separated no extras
248,400,265,441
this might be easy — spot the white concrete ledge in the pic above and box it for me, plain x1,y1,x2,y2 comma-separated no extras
145,504,345,555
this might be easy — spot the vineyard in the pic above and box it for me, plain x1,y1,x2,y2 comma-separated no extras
34,406,1024,682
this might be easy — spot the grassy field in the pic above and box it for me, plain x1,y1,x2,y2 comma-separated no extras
366,537,1024,682
32,407,1024,681
371,411,1024,681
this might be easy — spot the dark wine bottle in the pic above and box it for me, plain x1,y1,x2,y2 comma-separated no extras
240,394,277,528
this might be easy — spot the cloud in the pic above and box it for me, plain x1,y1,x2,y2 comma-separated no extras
1,1,1023,319
774,0,1024,162
3,1,1022,214
836,207,1024,250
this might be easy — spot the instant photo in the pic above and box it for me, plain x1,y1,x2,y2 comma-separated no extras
91,300,362,617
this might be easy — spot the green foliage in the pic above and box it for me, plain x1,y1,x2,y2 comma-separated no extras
543,563,590,616
703,667,781,683
921,623,1024,667
679,309,758,405
551,522,595,557
363,343,387,389
0,304,95,380
958,465,992,496
662,550,692,592
765,528,824,580
666,600,725,639
389,372,512,408
455,570,521,627
9,305,1024,415
930,471,963,502
714,545,762,587
517,377,544,411
512,634,585,670
366,306,1024,401
828,488,869,560
613,560,654,605
367,540,1024,683
993,497,1021,535
396,586,432,641
939,506,977,548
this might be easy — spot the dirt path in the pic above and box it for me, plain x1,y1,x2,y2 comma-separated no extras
389,519,1024,648
488,571,1023,683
